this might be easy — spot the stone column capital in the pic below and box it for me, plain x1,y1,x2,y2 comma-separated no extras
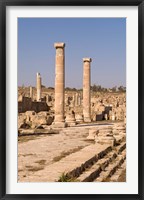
37,72,41,78
83,58,92,63
54,43,65,49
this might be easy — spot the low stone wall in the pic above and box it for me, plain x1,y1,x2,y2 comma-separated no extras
18,96,49,113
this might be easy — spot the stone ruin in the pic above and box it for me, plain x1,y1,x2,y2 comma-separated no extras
87,122,126,146
18,42,126,182
18,42,126,130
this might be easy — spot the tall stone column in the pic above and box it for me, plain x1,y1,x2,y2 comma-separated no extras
83,58,92,122
72,94,75,108
36,72,41,102
75,93,78,106
30,86,33,100
78,93,81,106
53,43,66,128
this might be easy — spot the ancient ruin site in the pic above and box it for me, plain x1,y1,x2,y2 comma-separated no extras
18,43,126,182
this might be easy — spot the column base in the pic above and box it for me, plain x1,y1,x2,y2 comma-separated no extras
84,117,91,123
65,114,77,127
66,122,77,127
51,122,66,128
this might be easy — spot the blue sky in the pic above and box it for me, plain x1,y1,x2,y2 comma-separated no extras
18,18,126,89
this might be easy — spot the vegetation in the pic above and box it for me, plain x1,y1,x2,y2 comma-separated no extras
90,84,126,92
18,84,126,93
58,173,71,182
65,87,77,91
58,172,78,182
117,86,126,92
47,87,54,90
64,84,126,93
90,84,108,92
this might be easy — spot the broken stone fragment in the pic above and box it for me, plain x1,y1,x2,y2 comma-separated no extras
87,129,98,140
95,135,116,147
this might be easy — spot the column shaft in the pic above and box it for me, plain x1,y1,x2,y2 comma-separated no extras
37,73,41,102
30,86,33,100
54,43,65,124
75,93,78,106
83,58,92,122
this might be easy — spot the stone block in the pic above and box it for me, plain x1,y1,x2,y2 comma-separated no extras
51,122,66,128
95,136,116,147
87,129,98,140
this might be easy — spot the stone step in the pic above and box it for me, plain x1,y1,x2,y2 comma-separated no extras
115,142,126,154
76,142,126,182
30,143,112,182
114,135,125,144
94,149,126,182
66,145,112,179
109,159,126,182
77,151,117,182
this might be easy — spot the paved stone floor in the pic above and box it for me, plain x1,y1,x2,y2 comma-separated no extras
18,122,126,182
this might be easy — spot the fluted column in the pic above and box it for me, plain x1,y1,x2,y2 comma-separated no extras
36,73,41,102
83,58,92,122
53,43,66,127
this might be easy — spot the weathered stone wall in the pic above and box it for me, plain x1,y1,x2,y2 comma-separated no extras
18,96,49,113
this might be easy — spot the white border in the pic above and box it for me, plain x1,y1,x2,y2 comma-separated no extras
6,6,138,194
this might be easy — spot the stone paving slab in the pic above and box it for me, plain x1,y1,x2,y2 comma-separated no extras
19,143,111,182
18,122,125,182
